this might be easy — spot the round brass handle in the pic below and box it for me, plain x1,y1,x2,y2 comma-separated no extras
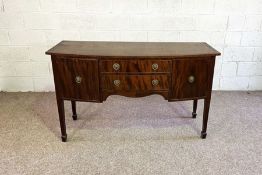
152,63,159,71
114,80,120,86
152,79,159,86
75,76,82,84
188,75,195,83
113,63,120,71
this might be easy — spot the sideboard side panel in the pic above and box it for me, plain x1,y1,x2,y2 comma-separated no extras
206,57,216,98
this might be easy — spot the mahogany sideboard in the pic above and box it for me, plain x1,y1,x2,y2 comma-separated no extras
46,41,220,142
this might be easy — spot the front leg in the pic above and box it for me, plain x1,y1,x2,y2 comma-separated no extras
56,98,67,142
201,98,211,139
192,99,198,118
71,101,77,120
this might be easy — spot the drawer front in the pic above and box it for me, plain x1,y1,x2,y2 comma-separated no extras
101,74,169,91
100,60,171,73
52,58,100,101
171,59,210,99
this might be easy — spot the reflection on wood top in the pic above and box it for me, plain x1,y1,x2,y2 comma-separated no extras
46,40,221,58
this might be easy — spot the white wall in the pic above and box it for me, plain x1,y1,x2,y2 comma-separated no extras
0,0,262,91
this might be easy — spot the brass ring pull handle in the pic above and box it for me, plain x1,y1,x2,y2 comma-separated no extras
152,63,159,71
152,79,159,86
75,76,82,84
113,63,120,71
188,75,195,83
114,80,120,87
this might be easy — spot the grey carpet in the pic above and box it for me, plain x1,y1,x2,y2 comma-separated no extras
0,92,261,175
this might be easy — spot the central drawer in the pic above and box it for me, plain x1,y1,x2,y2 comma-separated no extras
100,60,171,73
101,74,170,91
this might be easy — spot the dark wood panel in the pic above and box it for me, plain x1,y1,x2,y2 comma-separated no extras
52,57,100,101
100,60,171,73
46,41,221,58
101,74,170,91
171,59,211,99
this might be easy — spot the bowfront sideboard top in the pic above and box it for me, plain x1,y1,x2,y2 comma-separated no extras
46,41,220,58
46,41,221,142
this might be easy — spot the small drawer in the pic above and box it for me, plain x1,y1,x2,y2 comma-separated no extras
100,60,171,73
101,74,169,91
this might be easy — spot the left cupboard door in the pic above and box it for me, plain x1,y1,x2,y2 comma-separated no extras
51,57,100,101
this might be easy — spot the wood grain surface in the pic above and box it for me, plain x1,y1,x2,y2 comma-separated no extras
51,57,100,101
171,58,211,99
101,74,170,91
46,41,221,58
100,60,171,73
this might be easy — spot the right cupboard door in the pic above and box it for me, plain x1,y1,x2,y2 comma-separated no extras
171,59,211,100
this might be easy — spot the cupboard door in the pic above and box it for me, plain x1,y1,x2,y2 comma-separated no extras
171,59,210,99
52,58,100,101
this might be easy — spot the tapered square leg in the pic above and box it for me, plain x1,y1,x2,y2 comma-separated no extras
61,134,67,142
201,131,207,139
71,101,77,120
192,99,198,118
201,98,211,139
56,99,67,142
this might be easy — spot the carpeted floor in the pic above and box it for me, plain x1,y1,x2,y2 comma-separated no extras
0,92,261,175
